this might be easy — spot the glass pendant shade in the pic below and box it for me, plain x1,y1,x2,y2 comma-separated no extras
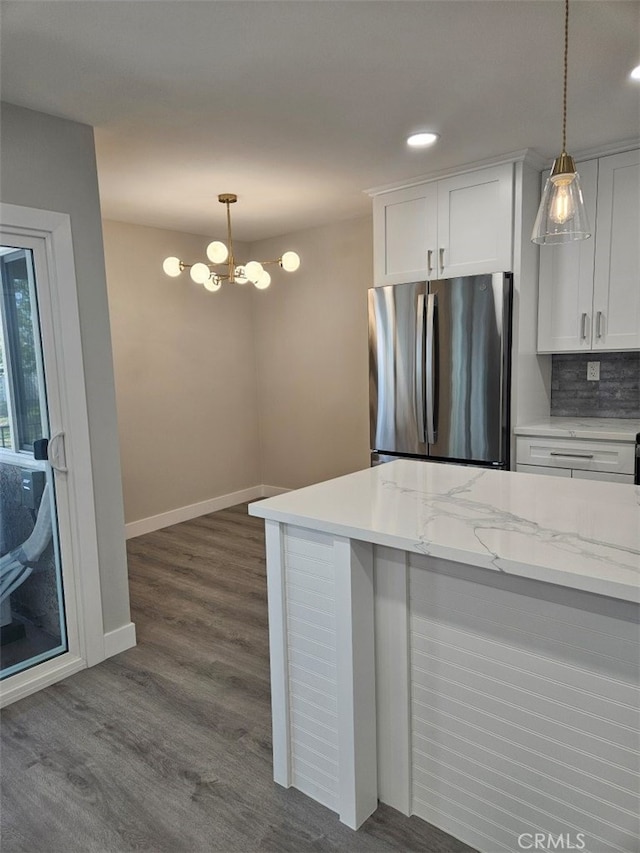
203,275,222,292
531,156,591,245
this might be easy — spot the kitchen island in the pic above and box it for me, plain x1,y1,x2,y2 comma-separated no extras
249,461,639,853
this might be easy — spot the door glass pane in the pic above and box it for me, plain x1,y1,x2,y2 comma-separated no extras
0,336,11,449
1,250,44,451
0,246,67,679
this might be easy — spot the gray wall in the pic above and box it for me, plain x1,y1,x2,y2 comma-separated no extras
551,352,640,418
0,102,131,634
103,219,261,523
102,214,373,513
250,216,372,489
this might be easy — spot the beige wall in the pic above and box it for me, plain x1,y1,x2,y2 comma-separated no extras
103,220,261,523
250,215,372,489
0,103,130,633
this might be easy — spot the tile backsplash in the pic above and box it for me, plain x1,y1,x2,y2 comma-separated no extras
551,352,640,418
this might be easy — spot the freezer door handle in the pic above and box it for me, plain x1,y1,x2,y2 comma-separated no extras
416,293,426,442
426,292,437,445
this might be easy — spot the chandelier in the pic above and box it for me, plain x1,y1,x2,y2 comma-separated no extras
162,193,300,291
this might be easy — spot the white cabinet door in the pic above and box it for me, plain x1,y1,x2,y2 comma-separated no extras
537,159,598,353
571,469,634,484
516,463,571,477
373,184,437,286
592,149,640,351
436,163,513,278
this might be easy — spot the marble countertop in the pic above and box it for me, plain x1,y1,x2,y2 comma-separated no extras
249,460,640,603
514,417,640,442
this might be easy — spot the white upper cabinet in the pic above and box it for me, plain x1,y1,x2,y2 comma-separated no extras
436,164,514,278
373,183,437,286
537,148,640,353
537,159,598,352
372,163,514,286
592,149,640,351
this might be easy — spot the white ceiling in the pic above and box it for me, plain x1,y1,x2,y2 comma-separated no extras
1,1,639,242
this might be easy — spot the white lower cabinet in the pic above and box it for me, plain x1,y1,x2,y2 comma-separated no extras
515,436,635,483
572,469,634,484
518,463,633,483
517,463,571,477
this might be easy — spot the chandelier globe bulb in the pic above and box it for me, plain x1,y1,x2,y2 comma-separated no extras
245,260,264,284
190,262,211,284
255,270,271,290
280,251,300,272
163,256,183,277
234,266,248,284
206,241,229,264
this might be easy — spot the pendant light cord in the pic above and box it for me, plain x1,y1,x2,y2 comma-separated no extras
562,0,569,153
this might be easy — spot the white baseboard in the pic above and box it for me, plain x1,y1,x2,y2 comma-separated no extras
125,484,290,539
125,485,267,539
103,621,137,658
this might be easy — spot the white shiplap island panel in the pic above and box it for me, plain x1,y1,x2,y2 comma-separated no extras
250,461,640,852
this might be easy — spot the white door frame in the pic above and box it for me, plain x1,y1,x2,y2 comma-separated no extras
0,202,104,707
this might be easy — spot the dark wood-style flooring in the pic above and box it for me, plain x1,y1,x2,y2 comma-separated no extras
1,504,475,853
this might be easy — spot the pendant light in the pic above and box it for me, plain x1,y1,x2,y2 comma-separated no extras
531,0,591,244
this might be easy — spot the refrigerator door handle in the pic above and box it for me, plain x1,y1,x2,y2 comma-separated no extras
416,293,426,442
426,292,437,445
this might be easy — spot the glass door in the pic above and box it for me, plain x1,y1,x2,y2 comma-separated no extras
0,246,68,679
0,205,106,708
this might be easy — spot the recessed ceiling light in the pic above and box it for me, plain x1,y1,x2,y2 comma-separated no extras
407,132,439,148
630,64,640,81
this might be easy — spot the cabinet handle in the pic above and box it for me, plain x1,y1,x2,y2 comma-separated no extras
596,311,603,339
427,249,433,275
549,451,594,459
580,312,588,340
439,248,445,274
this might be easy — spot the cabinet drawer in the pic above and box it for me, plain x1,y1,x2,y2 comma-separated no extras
515,437,635,475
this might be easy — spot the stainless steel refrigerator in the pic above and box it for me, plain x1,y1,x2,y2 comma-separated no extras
368,273,512,469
